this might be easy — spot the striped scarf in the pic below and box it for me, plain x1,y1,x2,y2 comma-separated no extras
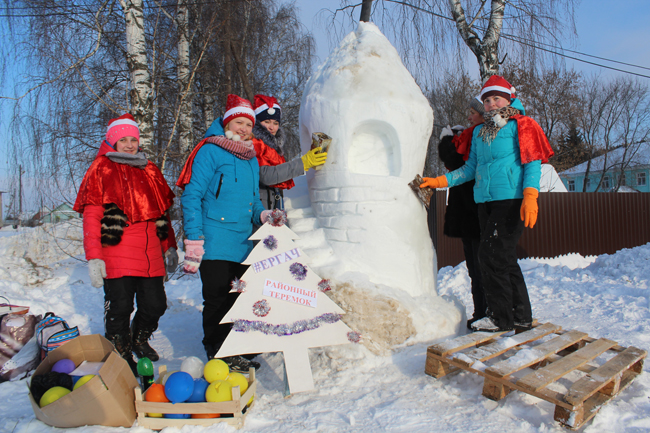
205,135,256,160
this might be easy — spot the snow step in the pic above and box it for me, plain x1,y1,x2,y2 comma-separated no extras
424,323,646,430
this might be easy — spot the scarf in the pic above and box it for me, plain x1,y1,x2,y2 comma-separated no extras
105,151,148,168
205,135,256,160
479,106,521,143
252,123,285,156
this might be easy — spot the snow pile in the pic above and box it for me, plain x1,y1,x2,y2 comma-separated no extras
0,227,649,431
290,22,462,353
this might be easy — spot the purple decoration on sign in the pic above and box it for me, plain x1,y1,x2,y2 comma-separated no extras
289,262,307,281
231,277,247,293
232,313,342,336
252,299,271,317
263,235,278,251
347,331,361,343
317,279,331,292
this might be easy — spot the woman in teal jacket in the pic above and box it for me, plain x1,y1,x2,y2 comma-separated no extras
422,76,553,333
177,95,271,370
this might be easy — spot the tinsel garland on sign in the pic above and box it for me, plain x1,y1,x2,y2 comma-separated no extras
252,299,271,317
232,312,342,336
317,279,331,292
263,235,278,250
347,331,361,343
289,262,307,281
231,277,247,293
269,208,288,227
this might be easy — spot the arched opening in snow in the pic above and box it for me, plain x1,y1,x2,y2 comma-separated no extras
348,120,400,176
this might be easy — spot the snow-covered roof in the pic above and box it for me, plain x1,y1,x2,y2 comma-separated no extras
560,142,650,176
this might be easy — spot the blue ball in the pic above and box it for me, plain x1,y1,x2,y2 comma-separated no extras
71,376,82,386
164,413,190,419
164,371,194,403
187,378,209,402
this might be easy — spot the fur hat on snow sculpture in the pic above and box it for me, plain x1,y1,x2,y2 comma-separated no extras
254,94,282,124
480,75,516,102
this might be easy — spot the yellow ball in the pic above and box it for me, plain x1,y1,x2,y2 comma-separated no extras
40,386,71,407
73,374,95,391
226,372,248,395
203,359,229,383
147,413,164,418
205,380,233,403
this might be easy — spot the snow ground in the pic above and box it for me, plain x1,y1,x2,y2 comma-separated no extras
1,222,649,433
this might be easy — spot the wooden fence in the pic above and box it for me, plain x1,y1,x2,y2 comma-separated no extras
429,191,650,269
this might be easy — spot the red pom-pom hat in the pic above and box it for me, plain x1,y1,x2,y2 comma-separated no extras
223,94,255,127
480,75,516,102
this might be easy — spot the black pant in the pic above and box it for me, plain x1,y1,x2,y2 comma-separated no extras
199,260,247,353
104,276,167,336
462,237,487,319
478,199,532,329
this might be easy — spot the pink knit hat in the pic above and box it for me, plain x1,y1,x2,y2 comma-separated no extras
223,94,256,127
106,113,140,146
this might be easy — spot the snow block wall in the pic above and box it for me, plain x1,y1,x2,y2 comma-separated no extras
286,23,463,354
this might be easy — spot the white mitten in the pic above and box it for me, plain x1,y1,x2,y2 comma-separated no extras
440,125,453,139
88,259,107,288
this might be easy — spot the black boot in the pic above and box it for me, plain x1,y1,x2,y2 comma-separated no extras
222,355,260,372
132,325,160,362
105,332,138,375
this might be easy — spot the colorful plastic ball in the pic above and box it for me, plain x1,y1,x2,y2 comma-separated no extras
164,371,194,403
137,357,154,376
164,413,190,419
51,359,76,374
144,383,169,418
180,356,205,380
187,378,209,403
160,370,179,386
203,359,229,383
226,372,248,395
39,386,71,407
205,380,233,403
73,374,95,390
191,413,220,418
71,376,82,386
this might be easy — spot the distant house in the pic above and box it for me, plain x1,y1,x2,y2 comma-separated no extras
29,203,81,225
559,143,650,192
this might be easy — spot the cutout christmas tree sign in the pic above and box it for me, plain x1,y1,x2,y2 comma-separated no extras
216,215,358,394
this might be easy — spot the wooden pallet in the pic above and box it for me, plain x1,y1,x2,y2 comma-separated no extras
134,365,256,429
425,323,646,430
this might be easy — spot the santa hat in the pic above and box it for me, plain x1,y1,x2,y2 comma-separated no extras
223,94,255,127
106,113,140,146
254,94,282,123
480,75,516,102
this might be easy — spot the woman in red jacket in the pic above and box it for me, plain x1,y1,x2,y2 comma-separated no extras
73,114,177,370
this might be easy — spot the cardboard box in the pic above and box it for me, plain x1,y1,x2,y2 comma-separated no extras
28,334,138,428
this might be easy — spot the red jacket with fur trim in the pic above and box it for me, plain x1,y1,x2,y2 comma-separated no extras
75,141,177,279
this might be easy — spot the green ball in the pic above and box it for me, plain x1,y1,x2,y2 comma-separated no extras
137,357,154,376
40,386,71,407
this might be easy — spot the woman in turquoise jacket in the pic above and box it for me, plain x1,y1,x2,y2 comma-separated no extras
422,76,553,333
177,95,271,370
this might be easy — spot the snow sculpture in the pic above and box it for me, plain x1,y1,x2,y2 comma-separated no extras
286,23,463,354
298,22,435,296
216,221,355,394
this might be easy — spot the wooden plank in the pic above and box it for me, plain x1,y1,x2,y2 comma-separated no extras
564,346,647,406
428,331,507,357
482,378,511,401
486,330,588,378
455,323,561,367
424,354,459,378
517,338,617,393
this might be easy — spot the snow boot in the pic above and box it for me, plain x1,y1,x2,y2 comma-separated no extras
132,326,160,362
106,332,138,375
222,355,260,372
471,317,513,333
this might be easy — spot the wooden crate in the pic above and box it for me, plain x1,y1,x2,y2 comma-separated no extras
134,365,257,429
425,323,646,430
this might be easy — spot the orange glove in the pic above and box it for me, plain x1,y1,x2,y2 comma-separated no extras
520,187,539,228
419,176,448,189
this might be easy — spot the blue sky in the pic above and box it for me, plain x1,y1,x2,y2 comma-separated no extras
296,0,650,79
